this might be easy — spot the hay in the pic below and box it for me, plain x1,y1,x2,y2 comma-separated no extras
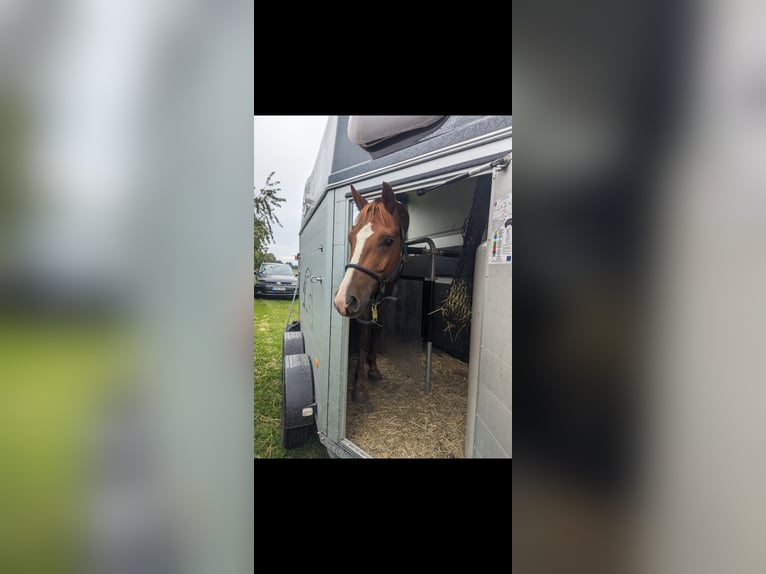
436,278,472,341
345,345,469,458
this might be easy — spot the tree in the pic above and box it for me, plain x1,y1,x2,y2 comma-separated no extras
254,172,286,269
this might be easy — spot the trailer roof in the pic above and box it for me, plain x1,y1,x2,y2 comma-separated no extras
329,116,512,184
302,115,512,229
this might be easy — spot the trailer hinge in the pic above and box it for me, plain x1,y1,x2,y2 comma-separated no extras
491,154,511,171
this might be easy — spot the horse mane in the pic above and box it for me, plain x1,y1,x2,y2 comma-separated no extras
355,199,410,237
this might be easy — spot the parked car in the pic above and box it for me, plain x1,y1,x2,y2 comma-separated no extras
254,263,298,298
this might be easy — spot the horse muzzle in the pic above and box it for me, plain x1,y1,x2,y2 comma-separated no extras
333,288,364,318
337,294,361,317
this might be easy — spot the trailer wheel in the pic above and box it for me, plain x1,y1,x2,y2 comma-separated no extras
283,331,304,355
281,353,315,450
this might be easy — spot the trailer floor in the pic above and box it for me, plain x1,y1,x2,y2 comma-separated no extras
345,343,469,458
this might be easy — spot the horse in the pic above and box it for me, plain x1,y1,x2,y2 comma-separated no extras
333,181,409,403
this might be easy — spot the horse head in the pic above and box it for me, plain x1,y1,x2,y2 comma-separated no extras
333,181,409,318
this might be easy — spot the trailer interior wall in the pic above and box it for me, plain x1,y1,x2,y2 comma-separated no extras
405,178,477,249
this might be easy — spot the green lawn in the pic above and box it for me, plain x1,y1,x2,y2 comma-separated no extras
0,313,127,573
253,297,328,458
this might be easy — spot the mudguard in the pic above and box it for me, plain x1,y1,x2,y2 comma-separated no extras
282,353,315,430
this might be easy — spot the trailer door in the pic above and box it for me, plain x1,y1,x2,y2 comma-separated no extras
467,154,512,458
299,196,333,437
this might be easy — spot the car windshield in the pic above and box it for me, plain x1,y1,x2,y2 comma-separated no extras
261,264,294,276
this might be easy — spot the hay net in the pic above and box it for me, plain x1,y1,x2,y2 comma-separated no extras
439,175,492,340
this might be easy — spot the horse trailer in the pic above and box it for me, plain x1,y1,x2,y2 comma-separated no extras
282,115,512,458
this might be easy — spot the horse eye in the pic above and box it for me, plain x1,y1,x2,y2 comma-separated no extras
382,236,394,247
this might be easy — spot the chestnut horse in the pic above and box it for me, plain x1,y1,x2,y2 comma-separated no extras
333,181,409,403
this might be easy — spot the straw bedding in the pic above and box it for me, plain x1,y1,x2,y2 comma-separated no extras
345,345,469,458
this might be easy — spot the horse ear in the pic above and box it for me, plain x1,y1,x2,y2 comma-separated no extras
381,181,397,214
351,185,368,211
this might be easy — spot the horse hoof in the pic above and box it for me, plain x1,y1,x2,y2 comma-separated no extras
367,369,382,382
351,389,369,403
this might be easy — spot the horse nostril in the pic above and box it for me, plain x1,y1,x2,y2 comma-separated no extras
346,295,359,314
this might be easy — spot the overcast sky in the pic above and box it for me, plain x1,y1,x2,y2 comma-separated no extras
253,115,329,263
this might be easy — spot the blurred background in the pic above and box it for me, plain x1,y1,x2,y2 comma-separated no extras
8,0,766,570
514,0,766,573
0,1,253,573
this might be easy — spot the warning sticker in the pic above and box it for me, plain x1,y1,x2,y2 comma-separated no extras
489,193,512,264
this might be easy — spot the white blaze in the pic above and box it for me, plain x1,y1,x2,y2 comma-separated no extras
334,222,374,312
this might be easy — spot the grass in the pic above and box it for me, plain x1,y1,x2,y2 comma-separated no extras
253,297,328,458
0,313,127,573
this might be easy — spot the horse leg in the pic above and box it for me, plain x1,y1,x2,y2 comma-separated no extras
367,322,382,382
352,323,370,403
